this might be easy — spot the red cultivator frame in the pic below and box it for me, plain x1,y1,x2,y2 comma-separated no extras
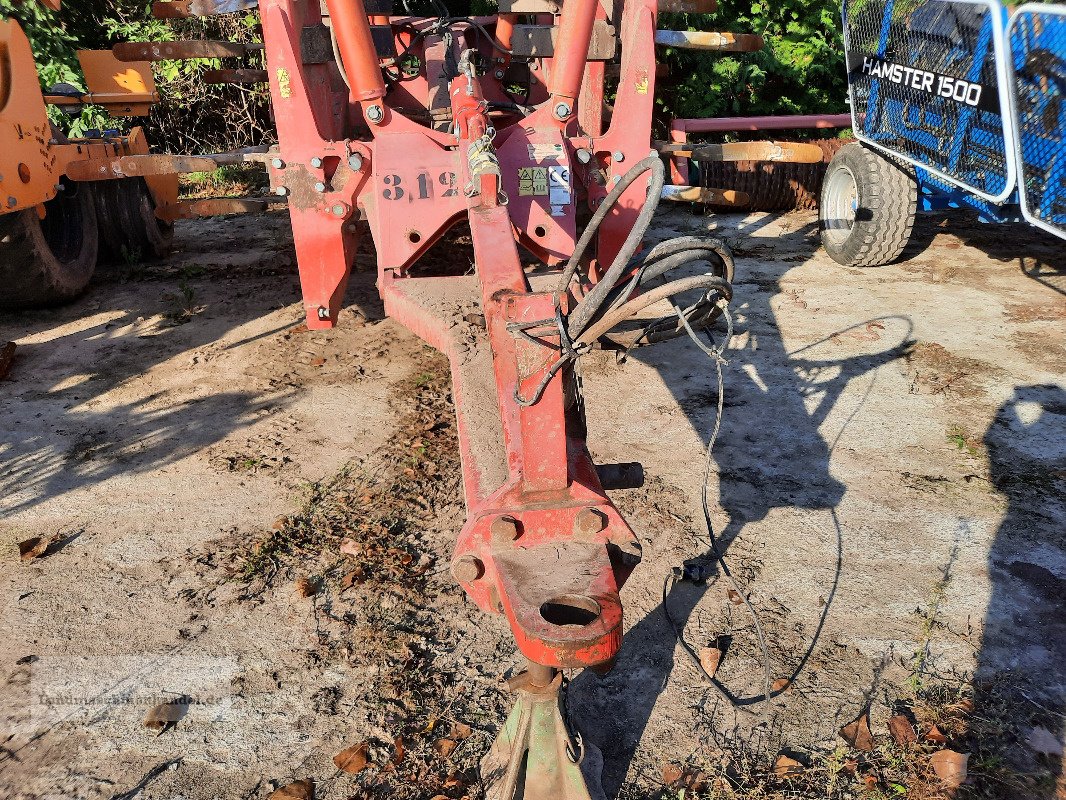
264,4,658,791
261,0,656,650
257,2,667,791
98,0,798,792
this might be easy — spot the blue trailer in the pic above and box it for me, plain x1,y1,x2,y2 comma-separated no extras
819,0,1066,266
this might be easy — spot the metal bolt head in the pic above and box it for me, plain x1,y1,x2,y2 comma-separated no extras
347,153,363,171
490,515,521,541
332,204,346,216
274,186,289,196
317,306,329,320
493,69,505,80
310,156,323,168
366,104,384,123
612,150,625,163
574,507,607,537
575,148,592,164
451,555,483,583
7,196,17,208
271,157,284,169
553,102,572,120
314,181,327,193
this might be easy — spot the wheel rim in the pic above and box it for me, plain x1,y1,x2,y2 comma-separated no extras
823,165,859,247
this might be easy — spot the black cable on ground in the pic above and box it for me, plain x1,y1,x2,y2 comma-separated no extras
529,162,775,711
661,301,774,713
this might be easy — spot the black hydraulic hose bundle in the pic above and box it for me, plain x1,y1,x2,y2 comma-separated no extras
560,157,735,352
543,158,774,711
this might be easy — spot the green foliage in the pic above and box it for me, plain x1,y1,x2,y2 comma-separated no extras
0,1,163,135
0,1,271,150
661,0,848,121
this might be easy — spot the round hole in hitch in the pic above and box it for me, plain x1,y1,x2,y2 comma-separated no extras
408,230,422,244
540,595,601,627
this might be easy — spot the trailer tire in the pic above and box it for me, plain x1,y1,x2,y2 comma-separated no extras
0,179,99,309
94,177,174,265
819,142,917,268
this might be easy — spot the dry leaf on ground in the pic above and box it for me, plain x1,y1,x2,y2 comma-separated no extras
924,725,948,744
442,773,465,789
726,588,744,605
392,736,405,763
294,575,319,597
334,741,370,774
19,536,52,562
339,569,364,590
144,698,188,732
774,754,804,779
839,709,875,751
887,714,917,746
272,516,288,531
930,749,969,787
339,537,362,557
662,763,684,786
434,738,458,757
946,698,975,716
698,646,722,679
1027,726,1064,757
269,779,314,800
772,678,791,693
450,721,472,740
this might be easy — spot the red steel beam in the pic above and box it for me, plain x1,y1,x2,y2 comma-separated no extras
323,0,387,103
549,0,598,118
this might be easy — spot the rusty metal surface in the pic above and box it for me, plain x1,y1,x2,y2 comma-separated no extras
498,0,561,13
673,113,855,134
112,40,262,61
202,68,269,85
660,185,748,205
174,196,278,218
697,138,851,210
656,140,828,164
509,21,617,60
658,0,716,11
65,147,269,181
151,0,259,18
654,30,764,52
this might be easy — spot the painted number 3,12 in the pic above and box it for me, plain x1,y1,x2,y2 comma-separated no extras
382,171,458,201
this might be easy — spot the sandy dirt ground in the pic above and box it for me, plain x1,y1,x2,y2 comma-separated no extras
1,207,1064,799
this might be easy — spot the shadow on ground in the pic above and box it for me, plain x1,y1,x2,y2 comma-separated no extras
0,212,308,518
569,210,1066,797
975,384,1066,798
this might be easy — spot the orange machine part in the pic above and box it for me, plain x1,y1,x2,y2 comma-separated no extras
0,18,60,211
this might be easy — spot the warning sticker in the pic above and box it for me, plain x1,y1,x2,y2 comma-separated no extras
526,143,564,163
518,167,548,196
